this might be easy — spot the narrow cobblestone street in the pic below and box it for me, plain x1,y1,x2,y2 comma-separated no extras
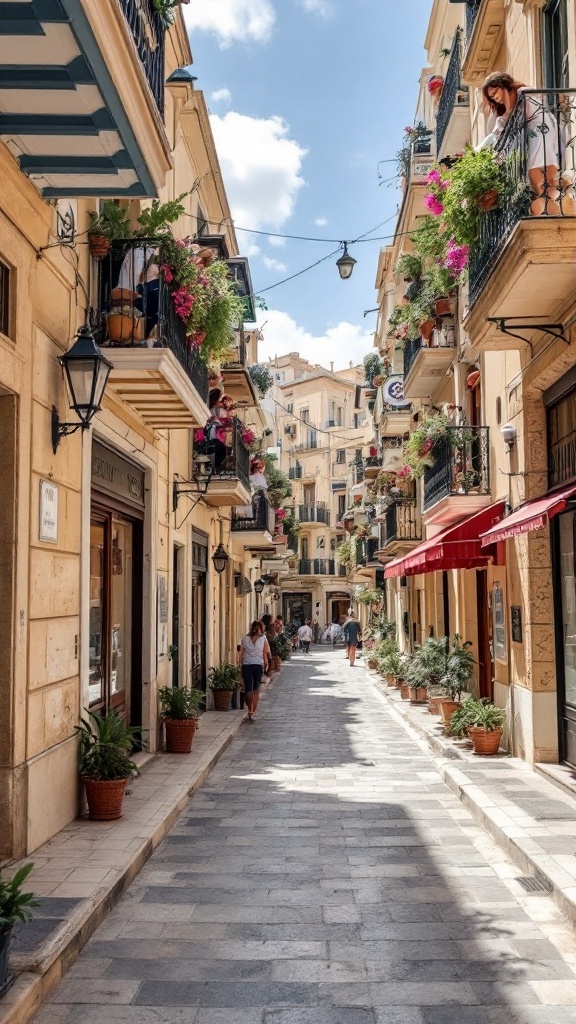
32,651,576,1024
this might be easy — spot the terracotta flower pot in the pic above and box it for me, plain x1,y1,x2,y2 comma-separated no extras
469,726,503,756
420,318,435,342
409,686,428,704
105,313,145,344
428,695,443,715
88,233,111,259
476,189,499,211
272,655,281,671
440,700,461,725
164,718,196,753
367,659,378,670
83,777,127,821
400,683,410,700
394,678,403,689
213,690,233,712
386,674,397,687
434,298,451,316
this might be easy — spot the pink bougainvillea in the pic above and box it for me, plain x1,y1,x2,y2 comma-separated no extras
172,286,195,321
425,193,444,216
194,428,205,442
241,427,256,446
444,239,469,275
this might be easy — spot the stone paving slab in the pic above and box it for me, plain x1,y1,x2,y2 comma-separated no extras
17,649,576,1024
0,702,253,1024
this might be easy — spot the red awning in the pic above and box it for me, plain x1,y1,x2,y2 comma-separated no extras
480,485,576,547
385,501,505,579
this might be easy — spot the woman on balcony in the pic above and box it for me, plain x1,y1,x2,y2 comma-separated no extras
480,72,566,216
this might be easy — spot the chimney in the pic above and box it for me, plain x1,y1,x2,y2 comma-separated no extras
330,362,334,372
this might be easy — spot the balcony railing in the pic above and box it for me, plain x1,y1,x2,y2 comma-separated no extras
297,559,337,576
289,465,303,480
436,29,466,153
98,239,209,402
465,0,482,39
385,499,421,545
352,464,365,486
195,417,250,492
469,90,576,306
118,0,165,113
403,333,456,379
423,426,490,511
231,491,275,534
298,504,330,526
364,456,383,471
223,331,247,368
294,435,318,451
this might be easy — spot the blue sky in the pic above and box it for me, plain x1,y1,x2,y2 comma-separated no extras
184,0,432,369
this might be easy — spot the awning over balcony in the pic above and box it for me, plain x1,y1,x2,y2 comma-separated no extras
480,487,576,547
385,500,505,578
0,0,168,196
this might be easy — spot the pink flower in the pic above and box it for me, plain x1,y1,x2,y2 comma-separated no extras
444,239,469,274
404,126,414,135
172,287,195,321
275,508,286,520
194,429,205,442
161,264,174,283
426,169,441,185
241,428,256,445
425,193,444,216
396,465,412,480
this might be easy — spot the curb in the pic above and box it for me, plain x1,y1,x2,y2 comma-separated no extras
370,672,576,928
0,707,252,1024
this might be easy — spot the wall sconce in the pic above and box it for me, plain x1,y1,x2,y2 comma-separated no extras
336,244,357,280
500,423,517,452
173,455,214,511
212,543,230,575
52,325,113,453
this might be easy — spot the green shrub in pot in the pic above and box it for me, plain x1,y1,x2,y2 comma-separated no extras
158,685,204,753
0,863,39,996
76,709,140,820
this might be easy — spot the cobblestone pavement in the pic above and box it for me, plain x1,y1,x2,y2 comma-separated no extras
31,650,576,1024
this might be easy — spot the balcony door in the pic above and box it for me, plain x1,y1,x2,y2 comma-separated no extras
192,534,208,691
543,0,569,88
303,484,315,507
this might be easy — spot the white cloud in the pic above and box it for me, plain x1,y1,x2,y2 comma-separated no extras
257,310,374,370
262,256,287,273
211,87,232,104
268,235,286,248
210,111,307,229
315,217,328,227
243,241,261,258
184,0,275,47
299,0,333,17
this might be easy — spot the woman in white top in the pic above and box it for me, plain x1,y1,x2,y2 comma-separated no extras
239,620,270,721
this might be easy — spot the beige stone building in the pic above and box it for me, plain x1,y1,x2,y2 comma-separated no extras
262,354,370,631
0,2,269,860
368,0,576,768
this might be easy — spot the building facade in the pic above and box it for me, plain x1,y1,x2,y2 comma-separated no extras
364,0,576,767
0,2,273,860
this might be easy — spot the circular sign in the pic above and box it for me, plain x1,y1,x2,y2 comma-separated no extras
382,374,410,408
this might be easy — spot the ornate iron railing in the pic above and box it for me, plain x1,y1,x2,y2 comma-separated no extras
385,499,421,545
423,426,490,511
364,456,382,471
294,435,318,451
436,29,467,154
469,89,576,305
195,417,250,491
231,491,275,534
298,504,330,526
289,464,303,480
118,0,165,113
465,0,482,40
98,239,209,402
403,336,423,379
298,559,337,576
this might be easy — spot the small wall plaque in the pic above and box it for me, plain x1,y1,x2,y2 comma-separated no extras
39,480,58,543
511,605,523,644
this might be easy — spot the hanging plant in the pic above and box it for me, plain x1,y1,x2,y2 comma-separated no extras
248,363,274,396
152,0,180,28
395,252,423,282
402,411,450,478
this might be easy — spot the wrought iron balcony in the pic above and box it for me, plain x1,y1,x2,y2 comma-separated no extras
385,499,421,545
364,455,382,478
436,29,468,156
423,426,490,512
294,435,318,451
119,0,165,113
289,465,303,480
403,336,423,380
352,464,365,486
355,537,380,567
403,333,456,400
231,491,275,534
194,417,251,506
469,90,576,307
97,239,209,427
222,331,247,368
298,504,330,526
465,0,482,38
297,559,337,576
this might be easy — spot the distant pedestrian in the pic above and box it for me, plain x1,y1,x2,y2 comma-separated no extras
329,621,343,648
239,620,270,721
297,620,313,655
344,613,362,667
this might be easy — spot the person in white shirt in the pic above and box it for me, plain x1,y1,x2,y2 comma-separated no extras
239,620,270,721
297,620,313,655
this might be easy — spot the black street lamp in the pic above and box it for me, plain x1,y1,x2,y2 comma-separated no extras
253,577,265,615
52,324,113,453
336,244,357,281
212,543,230,575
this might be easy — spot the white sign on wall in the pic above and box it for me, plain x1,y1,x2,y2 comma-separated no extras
39,480,58,543
382,375,410,408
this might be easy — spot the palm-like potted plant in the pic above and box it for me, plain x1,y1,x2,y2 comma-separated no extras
158,685,204,753
76,709,140,820
0,864,38,997
87,201,132,258
439,635,475,725
463,700,506,755
208,663,240,711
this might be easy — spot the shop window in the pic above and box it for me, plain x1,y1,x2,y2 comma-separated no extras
0,260,10,338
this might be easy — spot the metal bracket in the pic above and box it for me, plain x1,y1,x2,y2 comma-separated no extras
487,316,569,350
51,406,84,454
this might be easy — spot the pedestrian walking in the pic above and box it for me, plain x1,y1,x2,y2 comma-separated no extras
297,620,313,655
344,612,362,666
239,620,270,721
329,620,343,648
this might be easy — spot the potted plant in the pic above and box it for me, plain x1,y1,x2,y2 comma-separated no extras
248,363,274,396
439,635,476,725
378,639,403,686
158,685,204,753
208,663,239,711
0,863,38,997
76,709,140,821
152,0,180,27
463,700,506,755
87,201,132,258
